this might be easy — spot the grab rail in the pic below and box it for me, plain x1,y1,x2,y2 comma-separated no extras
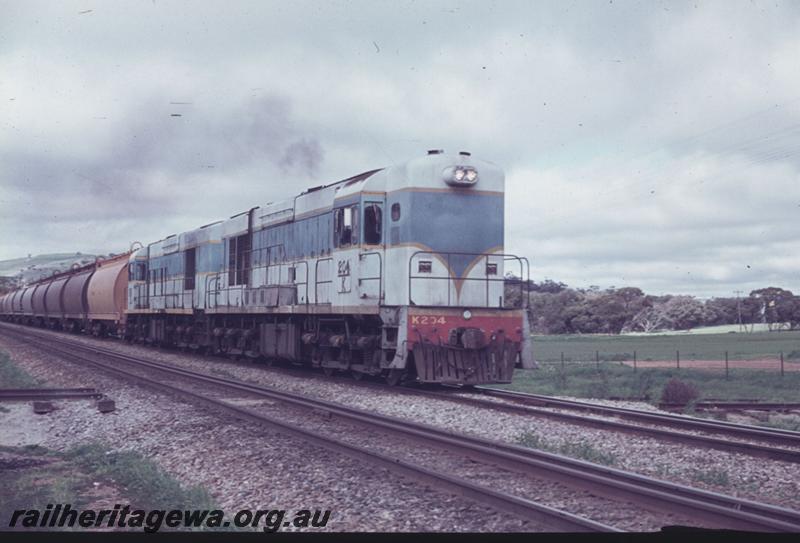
408,251,530,308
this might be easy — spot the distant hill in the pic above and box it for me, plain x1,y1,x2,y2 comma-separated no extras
0,252,110,288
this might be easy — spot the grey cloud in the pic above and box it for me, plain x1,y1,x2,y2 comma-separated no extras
279,139,324,177
1,0,799,298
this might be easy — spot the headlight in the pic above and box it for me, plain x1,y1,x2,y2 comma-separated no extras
463,309,472,320
443,166,479,186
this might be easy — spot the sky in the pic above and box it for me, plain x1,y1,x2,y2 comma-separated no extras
1,0,798,297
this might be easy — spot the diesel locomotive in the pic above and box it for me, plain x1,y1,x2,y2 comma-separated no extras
0,150,532,385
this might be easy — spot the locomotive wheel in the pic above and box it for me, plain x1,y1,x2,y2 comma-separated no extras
310,347,323,368
351,370,364,381
322,367,334,377
385,369,404,387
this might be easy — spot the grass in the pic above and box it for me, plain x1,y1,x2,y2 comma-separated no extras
64,442,216,511
1,442,217,529
0,350,42,388
690,467,730,487
1,445,84,518
516,431,617,466
532,330,800,362
505,365,800,403
209,367,240,381
754,414,800,432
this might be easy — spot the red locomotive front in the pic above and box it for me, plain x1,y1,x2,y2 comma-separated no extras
407,306,525,384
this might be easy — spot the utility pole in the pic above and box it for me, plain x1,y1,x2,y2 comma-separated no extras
734,290,743,332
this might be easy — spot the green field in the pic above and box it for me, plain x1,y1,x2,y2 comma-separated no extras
531,330,800,363
505,365,800,403
509,331,800,406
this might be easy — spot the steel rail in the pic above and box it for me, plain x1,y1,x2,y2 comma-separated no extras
0,387,102,401
662,401,800,412
476,387,800,445
401,388,800,463
0,326,612,532
6,327,800,532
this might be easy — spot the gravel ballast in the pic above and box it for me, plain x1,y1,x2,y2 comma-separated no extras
2,323,798,526
0,331,541,532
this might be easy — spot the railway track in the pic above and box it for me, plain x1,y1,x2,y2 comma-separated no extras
661,400,800,412
140,345,800,463
470,387,800,449
3,323,800,532
0,387,103,401
399,388,800,463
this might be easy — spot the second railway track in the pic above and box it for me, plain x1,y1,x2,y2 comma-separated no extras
396,387,800,463
469,387,800,447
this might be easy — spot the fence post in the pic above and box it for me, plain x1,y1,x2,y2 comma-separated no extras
596,350,600,370
781,351,784,377
676,350,680,369
725,351,729,380
561,351,564,370
633,350,637,372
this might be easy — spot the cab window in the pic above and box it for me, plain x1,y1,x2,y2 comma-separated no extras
363,203,382,245
334,205,359,248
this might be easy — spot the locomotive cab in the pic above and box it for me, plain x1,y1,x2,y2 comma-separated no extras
373,150,530,384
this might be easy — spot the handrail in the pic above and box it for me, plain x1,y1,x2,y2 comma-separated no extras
358,251,383,301
408,251,529,309
205,273,221,309
314,257,333,304
201,244,312,308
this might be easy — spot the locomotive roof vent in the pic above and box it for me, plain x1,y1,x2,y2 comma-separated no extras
459,151,471,156
427,149,444,155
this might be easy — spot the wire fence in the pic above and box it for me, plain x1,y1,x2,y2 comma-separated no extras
538,350,797,379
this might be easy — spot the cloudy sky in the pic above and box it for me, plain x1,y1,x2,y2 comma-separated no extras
1,0,798,297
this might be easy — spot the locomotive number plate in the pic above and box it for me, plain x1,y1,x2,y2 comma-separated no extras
410,315,447,325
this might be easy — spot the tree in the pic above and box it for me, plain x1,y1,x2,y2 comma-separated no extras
628,295,708,331
704,297,739,326
750,287,798,330
532,279,568,294
628,306,664,332
528,289,582,334
566,290,646,334
506,276,800,334
664,296,709,330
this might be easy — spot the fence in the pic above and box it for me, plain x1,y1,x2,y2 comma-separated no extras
542,349,795,379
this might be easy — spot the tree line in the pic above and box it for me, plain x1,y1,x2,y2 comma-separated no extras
505,278,800,334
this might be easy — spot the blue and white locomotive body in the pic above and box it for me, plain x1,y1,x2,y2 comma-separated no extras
125,150,530,385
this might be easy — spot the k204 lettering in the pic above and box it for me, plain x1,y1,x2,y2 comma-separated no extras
411,316,447,325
